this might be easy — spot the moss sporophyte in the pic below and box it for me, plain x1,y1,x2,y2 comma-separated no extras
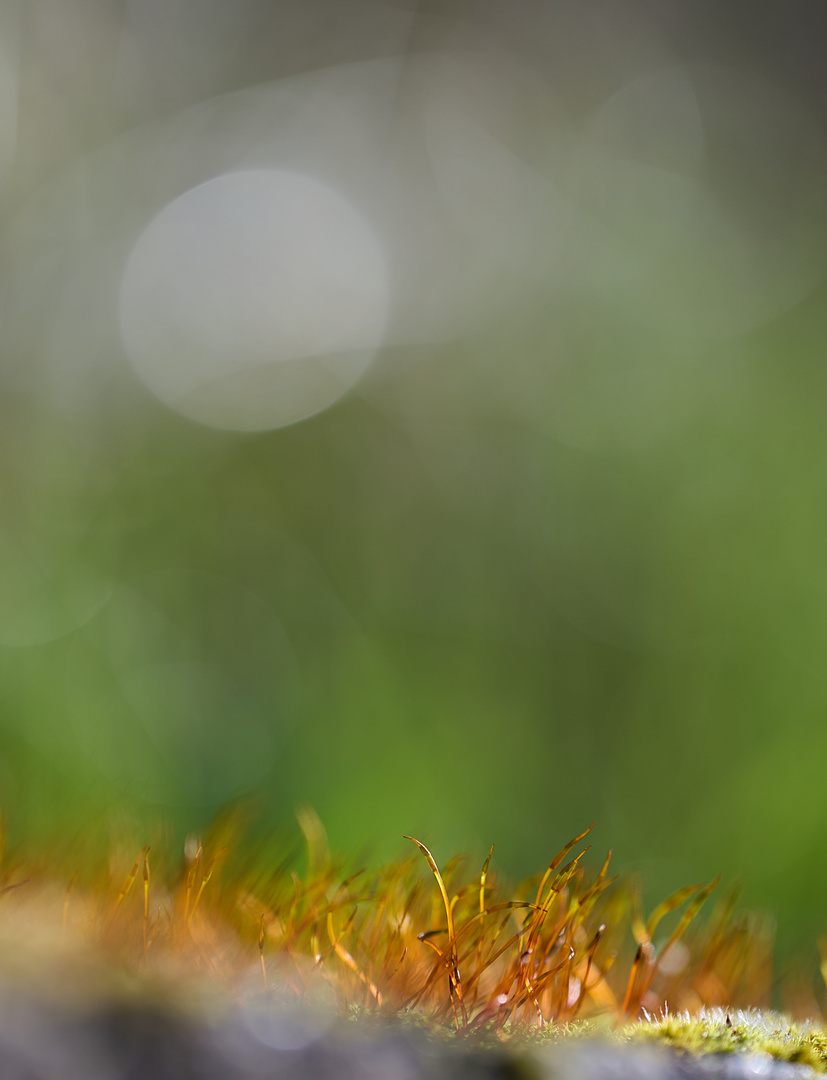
1,810,826,1067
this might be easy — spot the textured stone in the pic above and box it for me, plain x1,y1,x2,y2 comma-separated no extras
0,990,818,1080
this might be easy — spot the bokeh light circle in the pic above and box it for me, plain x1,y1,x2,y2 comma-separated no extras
118,169,389,431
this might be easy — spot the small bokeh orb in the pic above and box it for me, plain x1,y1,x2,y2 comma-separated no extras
118,169,390,432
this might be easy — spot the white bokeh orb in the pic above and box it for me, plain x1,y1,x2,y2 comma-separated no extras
118,169,389,431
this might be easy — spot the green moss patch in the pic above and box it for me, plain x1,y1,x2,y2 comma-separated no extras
626,1008,827,1072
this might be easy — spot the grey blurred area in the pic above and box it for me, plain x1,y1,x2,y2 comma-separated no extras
0,984,818,1080
2,0,827,969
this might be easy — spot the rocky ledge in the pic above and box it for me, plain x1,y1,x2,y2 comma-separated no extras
0,990,821,1080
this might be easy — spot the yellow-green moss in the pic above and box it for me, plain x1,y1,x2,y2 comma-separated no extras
626,1008,827,1072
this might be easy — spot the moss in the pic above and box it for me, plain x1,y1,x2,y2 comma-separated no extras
0,809,817,1052
625,1008,827,1072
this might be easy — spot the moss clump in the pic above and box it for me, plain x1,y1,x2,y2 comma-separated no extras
0,809,796,1041
626,1008,827,1072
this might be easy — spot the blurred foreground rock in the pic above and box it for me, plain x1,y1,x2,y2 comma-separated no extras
0,986,818,1080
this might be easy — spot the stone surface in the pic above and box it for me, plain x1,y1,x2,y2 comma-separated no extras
0,990,818,1080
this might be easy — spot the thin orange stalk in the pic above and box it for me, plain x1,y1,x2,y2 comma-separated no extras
405,835,467,1027
109,845,147,928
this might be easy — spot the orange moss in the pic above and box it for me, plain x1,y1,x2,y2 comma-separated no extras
0,811,776,1033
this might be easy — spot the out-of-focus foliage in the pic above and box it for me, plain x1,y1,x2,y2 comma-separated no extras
1,0,827,971
0,817,779,1029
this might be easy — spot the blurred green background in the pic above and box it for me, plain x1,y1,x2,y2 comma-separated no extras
2,0,827,965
